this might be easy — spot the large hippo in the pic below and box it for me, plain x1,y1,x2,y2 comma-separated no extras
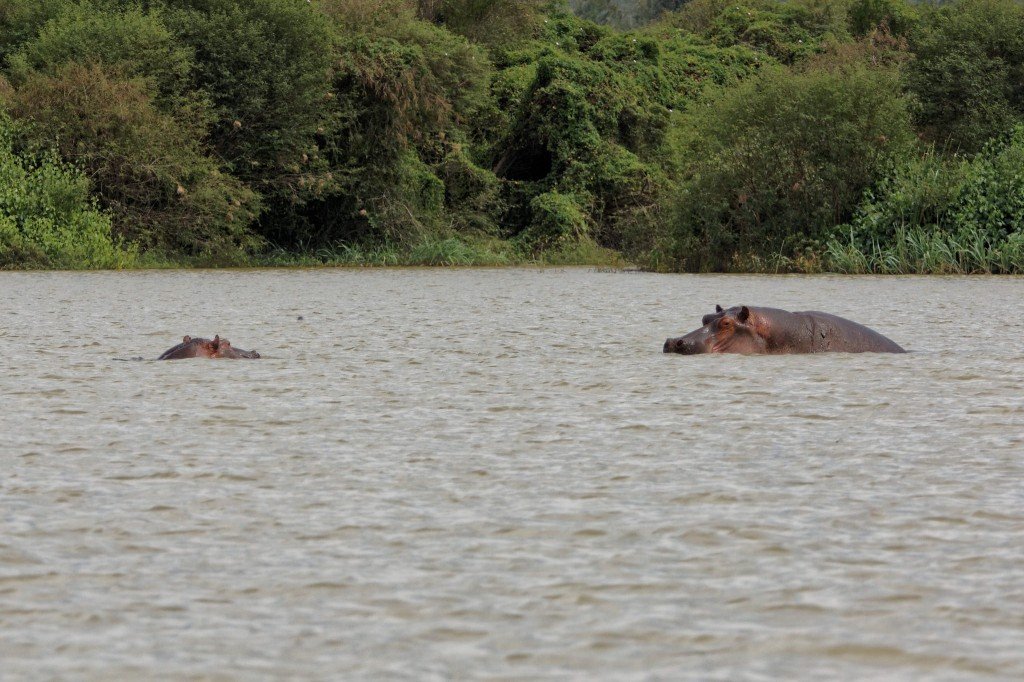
158,335,260,360
664,305,905,355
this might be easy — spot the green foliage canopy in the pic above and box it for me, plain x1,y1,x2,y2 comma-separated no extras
908,0,1024,153
669,57,916,270
0,0,1023,272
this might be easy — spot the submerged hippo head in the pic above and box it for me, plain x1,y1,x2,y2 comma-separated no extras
158,335,260,360
663,305,767,355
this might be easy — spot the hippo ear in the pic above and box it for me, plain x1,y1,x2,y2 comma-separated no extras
211,335,221,350
715,304,723,313
738,306,750,322
182,335,191,344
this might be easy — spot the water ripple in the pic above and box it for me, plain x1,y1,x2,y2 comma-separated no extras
0,269,1022,679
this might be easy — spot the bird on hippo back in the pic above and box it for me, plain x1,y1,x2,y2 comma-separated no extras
663,305,905,355
157,335,260,360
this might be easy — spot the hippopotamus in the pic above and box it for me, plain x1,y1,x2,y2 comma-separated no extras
663,305,904,355
158,335,260,360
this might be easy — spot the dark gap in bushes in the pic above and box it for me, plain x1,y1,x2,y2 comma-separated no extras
492,144,553,181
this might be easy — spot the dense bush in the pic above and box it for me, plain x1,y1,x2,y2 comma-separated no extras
492,12,759,255
7,2,193,106
907,0,1024,153
0,110,132,269
660,0,849,63
0,0,68,66
829,127,1024,273
416,0,547,45
570,0,688,29
847,0,920,38
2,62,258,254
163,0,335,200
2,0,1024,272
520,191,590,250
271,1,497,247
668,54,916,270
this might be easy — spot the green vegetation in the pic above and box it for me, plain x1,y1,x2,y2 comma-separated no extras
0,111,135,268
0,0,1023,273
668,55,916,270
569,0,688,29
826,126,1024,273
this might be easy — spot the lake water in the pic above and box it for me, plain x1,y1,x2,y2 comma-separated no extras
1,268,1022,680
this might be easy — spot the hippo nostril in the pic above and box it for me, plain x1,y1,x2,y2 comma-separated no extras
665,338,688,354
664,337,702,355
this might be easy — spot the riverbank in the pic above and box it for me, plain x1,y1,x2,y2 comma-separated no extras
7,233,1023,275
1,235,627,271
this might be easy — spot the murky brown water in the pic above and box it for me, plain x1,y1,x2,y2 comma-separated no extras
1,268,1022,680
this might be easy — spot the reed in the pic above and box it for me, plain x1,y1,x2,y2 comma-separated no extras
825,226,1024,274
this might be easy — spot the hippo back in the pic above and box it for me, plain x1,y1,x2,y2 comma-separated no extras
157,337,206,360
799,311,905,353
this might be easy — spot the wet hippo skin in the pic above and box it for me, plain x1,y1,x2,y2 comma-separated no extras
158,335,260,360
664,305,905,355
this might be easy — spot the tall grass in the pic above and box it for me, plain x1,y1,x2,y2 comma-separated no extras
826,226,1024,274
249,235,621,268
824,128,1024,273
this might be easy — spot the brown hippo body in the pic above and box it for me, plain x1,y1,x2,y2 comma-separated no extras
664,305,904,355
158,335,260,360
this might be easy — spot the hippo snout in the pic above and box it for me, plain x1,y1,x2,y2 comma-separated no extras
664,337,692,354
664,334,706,355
